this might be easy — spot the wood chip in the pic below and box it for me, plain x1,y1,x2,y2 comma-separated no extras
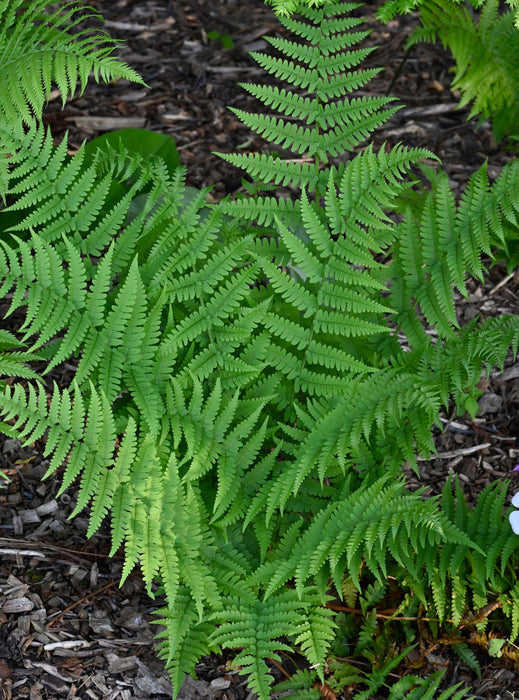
43,640,89,651
66,116,146,132
19,510,41,524
106,652,139,673
35,500,58,516
2,596,34,613
418,442,491,460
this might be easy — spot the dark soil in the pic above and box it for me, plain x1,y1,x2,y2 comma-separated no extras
2,0,519,698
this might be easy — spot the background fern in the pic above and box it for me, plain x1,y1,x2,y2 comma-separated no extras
0,0,143,127
377,0,519,141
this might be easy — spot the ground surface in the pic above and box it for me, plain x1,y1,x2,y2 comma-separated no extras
2,0,519,698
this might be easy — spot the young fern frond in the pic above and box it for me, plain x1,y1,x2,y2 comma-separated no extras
218,0,401,224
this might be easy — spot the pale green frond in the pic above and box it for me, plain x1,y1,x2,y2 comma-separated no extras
153,591,215,698
210,591,304,699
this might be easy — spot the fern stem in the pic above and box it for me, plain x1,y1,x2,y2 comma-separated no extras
314,153,321,214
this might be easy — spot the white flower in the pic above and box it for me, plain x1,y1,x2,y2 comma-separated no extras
509,492,519,535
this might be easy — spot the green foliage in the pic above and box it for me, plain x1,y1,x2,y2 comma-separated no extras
276,652,475,698
207,30,235,50
0,0,143,128
378,0,519,141
84,128,180,179
217,0,401,213
266,0,330,16
1,1,519,698
386,672,473,700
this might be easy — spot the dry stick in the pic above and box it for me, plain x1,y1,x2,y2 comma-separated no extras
489,271,516,296
326,602,440,622
413,600,503,666
416,442,491,460
0,546,45,558
0,536,121,562
267,656,291,680
46,580,118,628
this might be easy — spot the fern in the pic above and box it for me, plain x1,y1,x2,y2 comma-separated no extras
1,1,519,698
378,0,519,141
0,0,143,129
218,0,402,226
387,671,473,700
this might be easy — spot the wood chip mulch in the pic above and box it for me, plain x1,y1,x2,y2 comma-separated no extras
3,0,519,697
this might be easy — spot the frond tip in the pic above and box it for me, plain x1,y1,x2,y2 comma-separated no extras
217,0,399,194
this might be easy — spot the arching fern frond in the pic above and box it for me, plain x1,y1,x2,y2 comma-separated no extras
255,478,475,597
0,0,143,126
380,0,519,140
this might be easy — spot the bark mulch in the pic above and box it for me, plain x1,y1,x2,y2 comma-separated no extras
2,0,519,697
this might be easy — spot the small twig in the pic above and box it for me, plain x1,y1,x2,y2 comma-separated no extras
0,547,45,558
325,603,439,622
489,271,516,296
417,442,491,461
46,580,119,628
267,656,291,679
0,537,119,562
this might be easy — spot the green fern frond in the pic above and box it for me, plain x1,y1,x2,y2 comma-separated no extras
210,590,312,698
390,159,519,340
0,352,40,381
256,478,475,598
0,124,168,259
294,602,337,677
415,478,519,626
153,589,216,698
217,0,399,195
0,0,143,126
395,0,519,139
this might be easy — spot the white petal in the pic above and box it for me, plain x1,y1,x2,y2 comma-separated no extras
512,491,519,508
510,510,519,535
